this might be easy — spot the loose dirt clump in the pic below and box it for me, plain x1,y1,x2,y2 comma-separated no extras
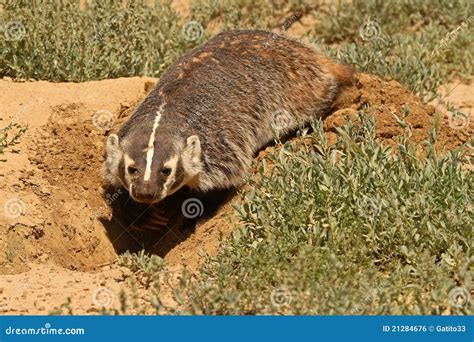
0,73,472,314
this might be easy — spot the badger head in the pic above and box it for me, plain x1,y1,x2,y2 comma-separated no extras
103,130,203,204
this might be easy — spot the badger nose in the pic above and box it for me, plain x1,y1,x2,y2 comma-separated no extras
138,192,155,202
131,187,156,204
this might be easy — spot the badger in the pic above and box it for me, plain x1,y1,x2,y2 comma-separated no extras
103,30,353,206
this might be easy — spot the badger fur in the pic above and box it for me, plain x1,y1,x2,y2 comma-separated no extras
103,30,353,205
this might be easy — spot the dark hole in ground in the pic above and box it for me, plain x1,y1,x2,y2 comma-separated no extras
100,185,234,258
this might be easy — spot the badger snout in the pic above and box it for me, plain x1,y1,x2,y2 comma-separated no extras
130,184,162,204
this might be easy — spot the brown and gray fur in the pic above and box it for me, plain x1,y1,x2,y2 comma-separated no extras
103,30,353,205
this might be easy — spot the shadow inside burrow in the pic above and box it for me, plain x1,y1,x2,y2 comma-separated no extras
99,184,234,258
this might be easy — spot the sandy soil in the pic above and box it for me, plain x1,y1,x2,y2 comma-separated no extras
0,73,472,315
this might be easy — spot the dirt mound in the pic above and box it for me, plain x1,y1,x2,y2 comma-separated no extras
0,73,472,314
327,74,472,150
0,77,155,274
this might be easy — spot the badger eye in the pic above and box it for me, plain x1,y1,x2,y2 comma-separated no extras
161,168,172,176
127,166,138,175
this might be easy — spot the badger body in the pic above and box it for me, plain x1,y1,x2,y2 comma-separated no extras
104,30,353,204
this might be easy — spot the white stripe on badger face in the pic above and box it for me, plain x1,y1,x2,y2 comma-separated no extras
144,106,164,182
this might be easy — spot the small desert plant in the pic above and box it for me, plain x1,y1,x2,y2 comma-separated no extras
118,250,165,288
0,118,27,159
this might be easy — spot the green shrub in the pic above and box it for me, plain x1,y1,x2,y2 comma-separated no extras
189,0,311,31
118,250,165,288
309,0,474,83
319,35,443,101
311,0,472,44
1,0,472,89
179,113,472,315
0,0,196,81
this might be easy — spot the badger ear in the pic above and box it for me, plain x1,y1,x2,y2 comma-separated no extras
105,134,121,158
103,134,123,187
182,135,203,174
106,133,119,148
